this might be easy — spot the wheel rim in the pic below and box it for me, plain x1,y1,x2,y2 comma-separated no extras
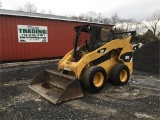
120,69,127,82
93,72,104,87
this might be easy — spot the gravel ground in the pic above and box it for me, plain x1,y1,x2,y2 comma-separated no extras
0,61,160,120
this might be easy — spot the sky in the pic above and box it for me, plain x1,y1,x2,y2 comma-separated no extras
1,0,160,19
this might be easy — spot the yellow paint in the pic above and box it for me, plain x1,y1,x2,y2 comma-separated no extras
93,72,104,87
58,36,133,80
120,69,128,82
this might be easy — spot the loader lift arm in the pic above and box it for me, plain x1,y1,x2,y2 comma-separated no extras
114,31,136,43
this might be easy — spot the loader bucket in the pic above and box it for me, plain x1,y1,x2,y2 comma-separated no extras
29,69,83,104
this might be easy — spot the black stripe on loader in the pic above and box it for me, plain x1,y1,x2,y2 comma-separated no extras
91,52,111,65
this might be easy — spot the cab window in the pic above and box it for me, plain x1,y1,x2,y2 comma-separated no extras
100,28,113,42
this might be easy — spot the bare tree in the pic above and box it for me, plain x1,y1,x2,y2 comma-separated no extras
40,9,46,14
85,11,97,22
70,15,78,20
119,18,136,31
25,2,37,12
17,7,24,12
103,18,111,24
79,14,87,21
111,12,120,24
78,12,110,23
132,20,143,35
0,1,2,9
48,10,54,15
125,19,136,31
143,10,160,40
95,13,104,23
17,2,37,13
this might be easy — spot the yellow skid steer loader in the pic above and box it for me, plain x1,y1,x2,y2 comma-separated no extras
29,24,136,104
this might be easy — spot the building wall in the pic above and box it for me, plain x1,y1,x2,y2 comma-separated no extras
0,15,113,62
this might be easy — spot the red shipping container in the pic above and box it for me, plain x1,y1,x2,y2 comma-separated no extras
0,9,114,62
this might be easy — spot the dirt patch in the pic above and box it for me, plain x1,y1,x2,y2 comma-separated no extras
134,112,155,119
105,85,159,100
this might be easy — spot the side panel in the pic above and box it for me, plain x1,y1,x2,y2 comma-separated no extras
0,16,81,61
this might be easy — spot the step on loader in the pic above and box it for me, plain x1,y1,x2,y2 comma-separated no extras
29,24,136,104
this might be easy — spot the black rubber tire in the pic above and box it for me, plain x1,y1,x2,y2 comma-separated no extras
110,64,130,86
83,66,107,93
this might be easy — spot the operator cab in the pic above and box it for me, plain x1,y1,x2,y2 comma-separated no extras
73,25,114,61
